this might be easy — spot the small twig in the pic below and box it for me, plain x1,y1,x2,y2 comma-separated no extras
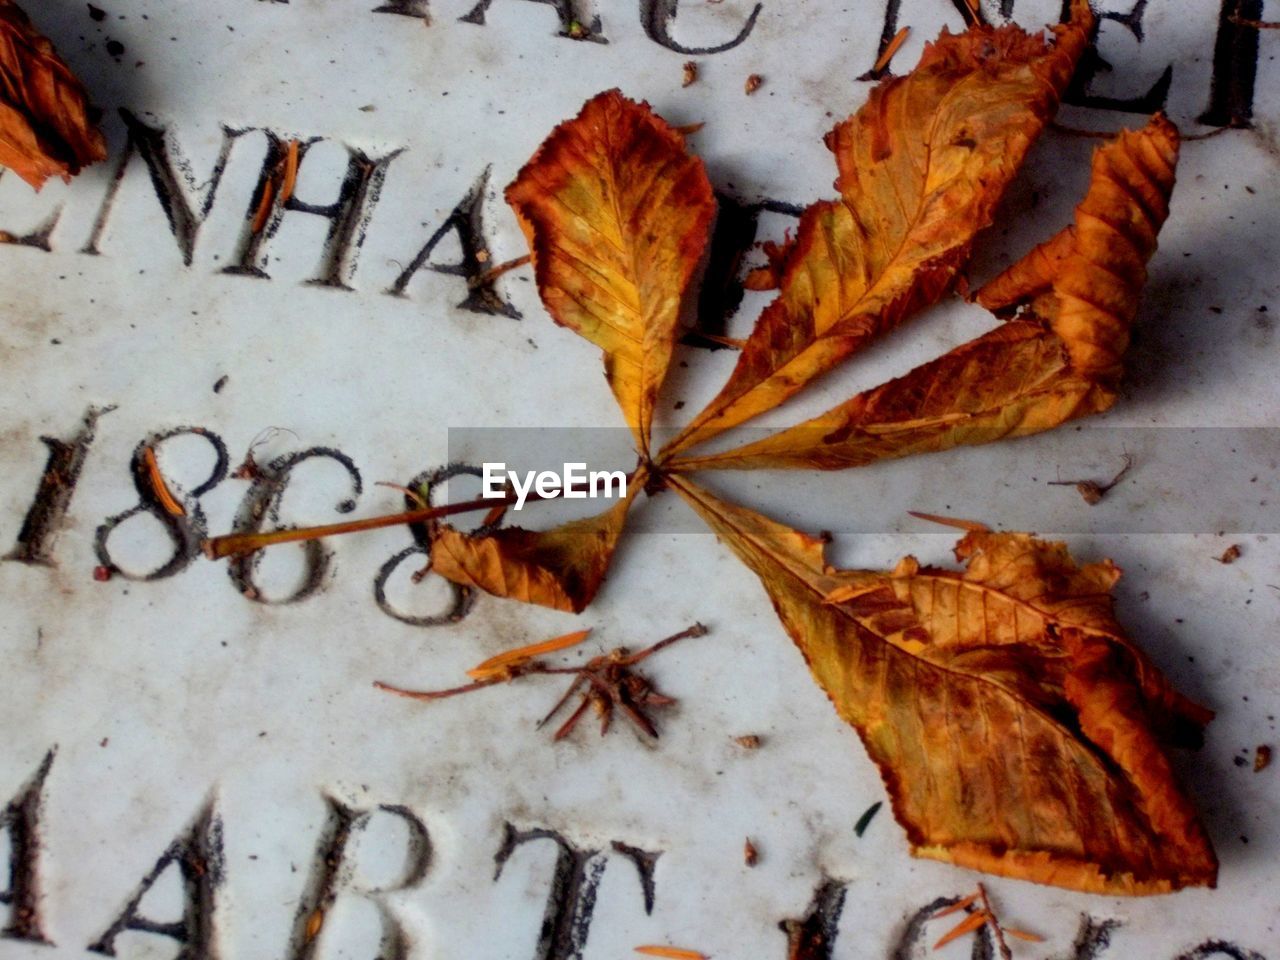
373,677,500,701
872,26,911,75
374,481,429,510
1229,14,1280,28
930,884,1042,958
977,883,1013,960
1048,452,1132,505
201,474,630,559
621,622,708,664
377,624,707,742
959,0,985,27
468,253,531,289
696,333,745,349
536,675,587,729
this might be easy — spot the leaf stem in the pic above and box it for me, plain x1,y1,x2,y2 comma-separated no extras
201,475,633,560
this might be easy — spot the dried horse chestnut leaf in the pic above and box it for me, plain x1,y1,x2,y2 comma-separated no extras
0,0,106,189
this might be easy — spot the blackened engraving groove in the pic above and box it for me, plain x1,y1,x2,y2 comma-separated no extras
5,406,113,567
287,798,431,960
0,749,56,944
608,841,660,915
1052,914,1123,960
1199,0,1263,127
387,166,522,318
493,823,658,960
778,877,846,960
1063,0,1173,115
227,447,362,605
859,0,975,79
372,464,486,627
83,110,245,263
373,0,430,19
461,0,607,43
94,427,229,581
1174,943,1269,960
641,0,761,55
88,799,225,960
223,135,402,289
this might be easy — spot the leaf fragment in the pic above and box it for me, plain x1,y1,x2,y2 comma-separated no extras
671,477,1217,894
670,114,1179,472
635,947,709,960
0,0,107,188
506,89,715,454
659,0,1094,458
466,628,592,681
933,910,988,950
853,800,883,838
430,476,641,613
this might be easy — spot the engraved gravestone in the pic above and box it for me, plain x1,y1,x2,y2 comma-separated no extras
1,2,1278,959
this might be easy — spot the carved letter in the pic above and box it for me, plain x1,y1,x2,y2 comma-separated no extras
858,0,971,77
1049,915,1123,960
95,428,229,582
1200,0,1264,127
5,406,113,567
1174,943,1268,960
0,750,55,944
460,0,606,43
224,135,402,289
641,0,761,55
494,824,659,960
1064,0,1174,114
890,895,993,960
83,110,245,264
287,797,430,960
88,799,225,960
778,877,846,960
373,0,430,19
225,447,361,605
386,166,521,317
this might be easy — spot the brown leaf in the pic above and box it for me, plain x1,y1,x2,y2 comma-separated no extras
505,89,715,455
429,474,642,613
669,114,1178,472
0,0,106,188
658,0,1094,459
672,476,1218,894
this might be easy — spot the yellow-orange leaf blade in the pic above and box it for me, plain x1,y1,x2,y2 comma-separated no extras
670,114,1178,473
671,477,1217,895
506,89,715,454
429,476,641,614
933,910,988,950
466,629,593,680
634,947,709,960
659,1,1093,459
0,0,107,189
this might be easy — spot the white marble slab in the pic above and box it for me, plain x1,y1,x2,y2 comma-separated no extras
1,2,1278,959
